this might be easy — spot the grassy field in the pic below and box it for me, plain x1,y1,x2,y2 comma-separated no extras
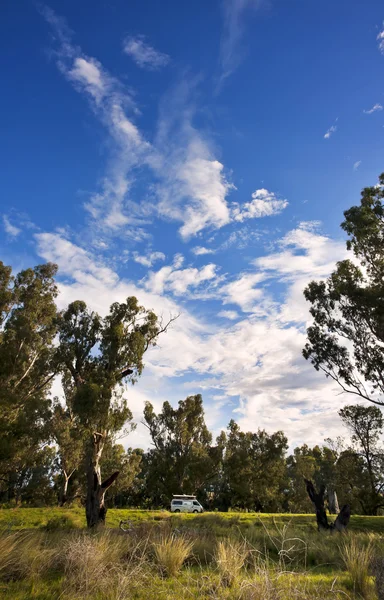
0,508,383,599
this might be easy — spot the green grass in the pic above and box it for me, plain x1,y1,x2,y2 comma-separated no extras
1,506,383,532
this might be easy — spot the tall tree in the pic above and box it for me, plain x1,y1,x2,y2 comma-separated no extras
303,174,384,405
0,262,58,501
57,298,173,527
338,404,384,515
143,395,220,505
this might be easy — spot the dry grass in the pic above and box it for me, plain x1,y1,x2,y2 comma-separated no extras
153,532,194,577
214,538,249,587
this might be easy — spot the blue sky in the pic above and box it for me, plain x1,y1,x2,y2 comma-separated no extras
1,0,384,449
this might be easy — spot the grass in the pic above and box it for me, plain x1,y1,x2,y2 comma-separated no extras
1,506,384,531
153,532,194,576
0,508,382,598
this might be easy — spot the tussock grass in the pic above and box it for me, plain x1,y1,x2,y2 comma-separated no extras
153,533,194,576
214,538,249,587
340,536,374,599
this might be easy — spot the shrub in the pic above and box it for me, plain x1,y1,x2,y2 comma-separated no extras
153,533,194,577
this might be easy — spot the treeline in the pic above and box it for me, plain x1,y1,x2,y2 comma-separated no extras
1,173,384,524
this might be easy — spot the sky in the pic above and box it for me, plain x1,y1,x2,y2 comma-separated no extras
1,0,384,451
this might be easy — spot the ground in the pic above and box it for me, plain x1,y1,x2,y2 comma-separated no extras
0,508,383,599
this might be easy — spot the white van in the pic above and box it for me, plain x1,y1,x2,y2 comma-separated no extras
170,495,204,513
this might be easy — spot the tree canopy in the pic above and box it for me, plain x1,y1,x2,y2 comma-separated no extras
303,174,384,405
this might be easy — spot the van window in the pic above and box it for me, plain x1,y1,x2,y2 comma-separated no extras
193,501,200,506
172,500,182,505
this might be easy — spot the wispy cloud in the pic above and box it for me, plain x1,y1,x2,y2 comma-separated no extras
41,6,154,236
232,188,288,222
363,103,383,114
353,160,361,171
219,0,264,86
377,25,384,54
123,35,170,70
155,79,233,239
324,123,337,139
3,216,21,238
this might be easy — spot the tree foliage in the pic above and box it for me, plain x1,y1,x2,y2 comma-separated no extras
0,262,58,502
303,174,384,405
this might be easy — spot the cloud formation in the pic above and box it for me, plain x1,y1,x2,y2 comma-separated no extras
363,103,383,114
33,222,352,450
219,0,263,86
324,124,337,139
232,189,288,221
123,36,170,70
133,251,166,267
378,26,384,54
3,216,21,238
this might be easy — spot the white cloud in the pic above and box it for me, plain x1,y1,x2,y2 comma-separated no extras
155,80,233,239
145,262,219,296
324,124,337,139
221,272,266,312
218,310,239,320
133,251,165,267
219,0,263,86
232,188,288,222
191,246,215,256
363,103,383,114
69,57,107,104
377,26,384,54
353,160,361,171
123,36,170,70
35,233,118,287
42,9,154,237
33,229,355,449
3,216,21,238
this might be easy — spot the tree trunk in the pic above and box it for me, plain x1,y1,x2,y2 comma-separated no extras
327,487,339,515
305,479,350,532
304,479,329,531
60,473,70,506
85,433,119,528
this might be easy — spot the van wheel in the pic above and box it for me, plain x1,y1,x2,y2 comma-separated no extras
193,510,198,513
174,509,180,513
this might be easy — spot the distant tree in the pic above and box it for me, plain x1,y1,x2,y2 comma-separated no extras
143,395,221,505
303,174,384,405
287,444,339,513
224,420,288,512
0,262,58,502
338,404,384,515
56,298,174,527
